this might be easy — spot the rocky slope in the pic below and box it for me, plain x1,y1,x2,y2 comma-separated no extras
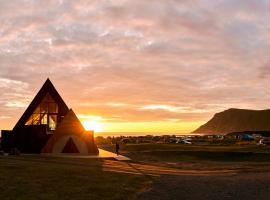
193,108,270,134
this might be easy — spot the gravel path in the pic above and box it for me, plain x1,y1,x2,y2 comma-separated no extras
138,172,270,200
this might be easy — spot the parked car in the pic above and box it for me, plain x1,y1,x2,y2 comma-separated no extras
169,138,178,143
240,134,254,141
259,138,270,145
176,139,192,144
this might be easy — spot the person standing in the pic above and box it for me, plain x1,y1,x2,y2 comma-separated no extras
116,142,120,156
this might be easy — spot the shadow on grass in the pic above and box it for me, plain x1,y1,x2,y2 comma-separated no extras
0,155,152,200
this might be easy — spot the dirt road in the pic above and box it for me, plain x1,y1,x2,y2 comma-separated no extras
138,172,270,200
103,160,270,200
102,160,238,176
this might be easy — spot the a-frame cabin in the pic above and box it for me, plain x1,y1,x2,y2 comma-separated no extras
1,79,98,155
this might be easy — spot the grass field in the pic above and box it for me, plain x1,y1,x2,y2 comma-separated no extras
0,156,152,200
100,143,270,163
1,144,270,200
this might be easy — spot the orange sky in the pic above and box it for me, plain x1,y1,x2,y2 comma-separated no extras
1,1,270,134
0,80,206,133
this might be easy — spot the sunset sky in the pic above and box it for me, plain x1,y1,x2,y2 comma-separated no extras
1,0,270,134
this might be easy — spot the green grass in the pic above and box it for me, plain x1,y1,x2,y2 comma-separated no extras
100,144,270,163
126,150,270,162
101,143,270,152
121,143,270,152
2,144,269,200
0,156,151,200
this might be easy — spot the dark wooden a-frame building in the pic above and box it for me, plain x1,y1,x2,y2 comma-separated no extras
1,79,98,154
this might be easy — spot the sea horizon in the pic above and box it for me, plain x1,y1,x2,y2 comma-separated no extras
94,131,201,137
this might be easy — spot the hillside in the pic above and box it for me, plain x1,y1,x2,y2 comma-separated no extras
193,108,270,134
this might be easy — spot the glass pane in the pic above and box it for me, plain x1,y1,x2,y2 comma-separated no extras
43,94,50,101
49,103,58,113
25,117,33,125
41,114,48,124
48,94,54,102
32,114,40,125
40,103,48,113
25,93,59,128
49,115,57,130
33,105,40,114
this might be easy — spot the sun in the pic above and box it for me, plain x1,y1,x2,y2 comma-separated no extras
82,120,103,132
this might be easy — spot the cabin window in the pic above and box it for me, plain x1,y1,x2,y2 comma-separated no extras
25,93,59,131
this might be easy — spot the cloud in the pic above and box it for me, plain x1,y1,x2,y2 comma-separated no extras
1,0,270,131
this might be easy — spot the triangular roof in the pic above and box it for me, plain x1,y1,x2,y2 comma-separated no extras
13,78,69,130
51,108,86,135
42,109,98,154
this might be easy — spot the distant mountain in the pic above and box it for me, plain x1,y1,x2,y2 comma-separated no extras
193,108,270,134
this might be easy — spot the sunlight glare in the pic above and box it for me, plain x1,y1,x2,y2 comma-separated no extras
82,120,103,132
